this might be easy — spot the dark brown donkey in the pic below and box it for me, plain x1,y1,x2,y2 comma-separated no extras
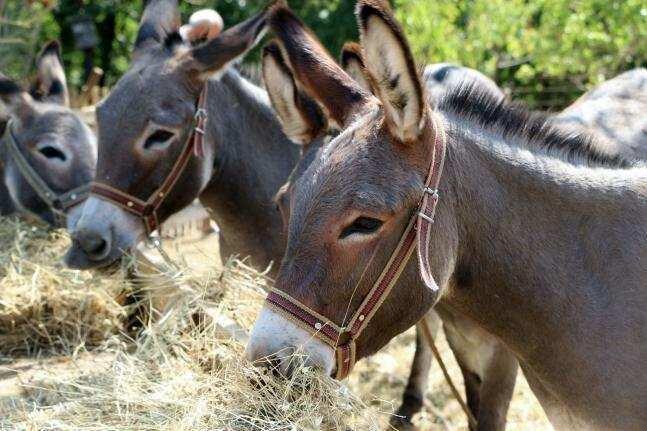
247,2,647,430
1,41,96,226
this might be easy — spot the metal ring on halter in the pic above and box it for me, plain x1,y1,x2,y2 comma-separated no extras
423,187,439,198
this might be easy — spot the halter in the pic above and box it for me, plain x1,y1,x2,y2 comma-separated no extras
265,113,447,380
90,86,208,236
1,119,90,226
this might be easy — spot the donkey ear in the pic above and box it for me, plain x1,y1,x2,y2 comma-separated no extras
0,74,35,122
268,4,374,128
263,41,327,146
30,41,69,106
185,7,268,78
179,9,224,45
340,42,375,95
357,0,427,143
134,0,181,53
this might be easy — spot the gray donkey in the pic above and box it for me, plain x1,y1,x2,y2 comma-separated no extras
246,2,647,431
0,41,96,226
341,42,647,430
554,68,647,160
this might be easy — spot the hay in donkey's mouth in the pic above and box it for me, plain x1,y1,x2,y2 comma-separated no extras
1,217,386,430
0,216,130,356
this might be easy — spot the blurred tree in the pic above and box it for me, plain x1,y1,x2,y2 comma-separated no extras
1,0,645,109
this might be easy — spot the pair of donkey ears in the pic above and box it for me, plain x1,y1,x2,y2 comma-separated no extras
263,1,428,146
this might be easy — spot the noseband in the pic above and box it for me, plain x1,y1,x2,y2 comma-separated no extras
1,120,89,226
265,113,447,380
90,86,208,236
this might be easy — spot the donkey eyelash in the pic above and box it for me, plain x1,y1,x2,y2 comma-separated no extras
339,217,384,240
143,130,175,150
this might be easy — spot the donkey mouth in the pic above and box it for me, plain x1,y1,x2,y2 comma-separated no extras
64,240,122,270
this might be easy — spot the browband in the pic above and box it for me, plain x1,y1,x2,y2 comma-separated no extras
2,120,90,226
90,85,208,236
265,112,447,380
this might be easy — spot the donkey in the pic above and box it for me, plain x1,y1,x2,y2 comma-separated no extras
342,42,647,430
554,68,647,160
307,41,517,430
246,2,647,430
64,0,293,270
0,41,96,226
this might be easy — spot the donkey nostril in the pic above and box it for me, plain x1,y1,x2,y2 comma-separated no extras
75,230,111,260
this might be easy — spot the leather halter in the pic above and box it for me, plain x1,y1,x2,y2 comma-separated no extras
265,113,447,380
90,86,208,236
1,119,90,226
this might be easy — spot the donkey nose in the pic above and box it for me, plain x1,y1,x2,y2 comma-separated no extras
74,228,111,261
245,307,336,377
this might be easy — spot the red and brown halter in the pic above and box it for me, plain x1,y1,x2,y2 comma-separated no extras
90,86,208,236
266,112,447,380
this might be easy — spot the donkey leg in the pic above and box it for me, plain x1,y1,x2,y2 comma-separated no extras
390,311,441,430
0,170,16,216
473,345,518,431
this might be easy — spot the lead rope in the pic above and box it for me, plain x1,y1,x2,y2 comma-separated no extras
419,315,478,429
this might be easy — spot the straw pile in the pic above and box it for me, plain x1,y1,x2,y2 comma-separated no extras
0,216,386,430
0,215,551,430
0,216,130,356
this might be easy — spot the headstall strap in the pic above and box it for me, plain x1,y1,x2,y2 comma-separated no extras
90,85,209,236
264,111,447,380
1,120,90,226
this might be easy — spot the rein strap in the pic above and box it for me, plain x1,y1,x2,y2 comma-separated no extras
265,111,447,380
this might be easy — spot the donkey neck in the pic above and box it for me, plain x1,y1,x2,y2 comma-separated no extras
436,116,647,429
199,69,300,274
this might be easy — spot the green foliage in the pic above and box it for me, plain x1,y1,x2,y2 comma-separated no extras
1,0,645,109
393,0,646,108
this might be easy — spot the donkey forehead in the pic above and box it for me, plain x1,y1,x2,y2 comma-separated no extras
97,67,193,135
20,108,88,145
289,115,422,224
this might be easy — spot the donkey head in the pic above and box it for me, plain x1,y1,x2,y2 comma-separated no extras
0,41,96,226
66,0,269,269
246,1,453,377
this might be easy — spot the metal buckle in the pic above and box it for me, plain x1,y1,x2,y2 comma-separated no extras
194,108,207,123
423,187,439,199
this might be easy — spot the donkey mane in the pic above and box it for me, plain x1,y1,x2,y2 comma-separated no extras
439,84,634,169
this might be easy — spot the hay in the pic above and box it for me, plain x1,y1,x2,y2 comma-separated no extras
0,216,550,430
0,218,387,430
0,216,130,356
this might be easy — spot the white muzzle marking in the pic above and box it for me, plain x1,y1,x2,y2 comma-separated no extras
246,306,335,377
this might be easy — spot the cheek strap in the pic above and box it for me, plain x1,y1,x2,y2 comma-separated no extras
90,85,208,236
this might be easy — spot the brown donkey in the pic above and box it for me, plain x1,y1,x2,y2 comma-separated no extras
1,41,96,226
247,2,647,430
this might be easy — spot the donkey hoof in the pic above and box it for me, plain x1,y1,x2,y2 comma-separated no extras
389,416,419,431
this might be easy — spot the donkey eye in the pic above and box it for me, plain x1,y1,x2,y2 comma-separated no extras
38,145,67,161
143,130,175,150
340,217,384,239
